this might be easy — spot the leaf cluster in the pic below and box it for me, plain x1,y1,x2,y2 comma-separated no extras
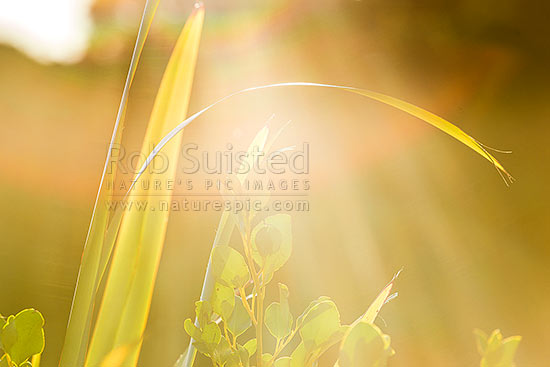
185,212,396,367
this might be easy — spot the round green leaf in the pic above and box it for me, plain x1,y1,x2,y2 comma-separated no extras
212,246,250,289
212,337,233,366
338,322,393,367
262,353,273,365
226,296,252,337
274,356,292,367
211,283,235,321
265,284,293,339
243,338,257,357
298,299,345,353
195,301,213,329
184,319,201,340
251,214,292,281
193,322,222,357
265,303,293,339
0,309,45,365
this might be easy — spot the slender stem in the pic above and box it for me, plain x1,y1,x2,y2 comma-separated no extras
183,212,235,367
223,323,235,352
269,327,299,364
275,338,281,351
239,287,257,324
239,220,264,367
256,285,265,367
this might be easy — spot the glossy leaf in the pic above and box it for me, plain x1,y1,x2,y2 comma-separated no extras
226,296,252,337
194,323,222,357
243,339,257,357
211,283,235,321
212,246,250,289
296,297,331,328
299,299,346,353
290,299,347,367
477,329,521,367
338,322,393,367
275,356,292,367
290,343,306,367
0,309,45,365
195,301,213,329
237,345,250,367
251,214,292,282
265,284,293,339
212,337,232,366
184,319,202,341
262,353,274,365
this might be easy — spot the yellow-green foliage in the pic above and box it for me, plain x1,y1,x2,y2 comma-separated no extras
85,5,204,367
0,309,44,367
60,3,204,367
475,329,521,367
183,202,399,367
59,0,163,366
57,2,517,367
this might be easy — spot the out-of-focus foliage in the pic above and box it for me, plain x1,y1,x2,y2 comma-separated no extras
474,329,521,367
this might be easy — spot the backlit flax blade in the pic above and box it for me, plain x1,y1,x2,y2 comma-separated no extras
85,5,205,367
59,1,160,366
131,82,512,194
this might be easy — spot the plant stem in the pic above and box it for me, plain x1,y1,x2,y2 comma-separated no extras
182,213,235,367
239,221,264,367
223,323,235,352
256,285,265,367
269,327,299,364
239,287,257,325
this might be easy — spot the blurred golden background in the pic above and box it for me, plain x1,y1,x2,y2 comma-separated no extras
1,0,549,366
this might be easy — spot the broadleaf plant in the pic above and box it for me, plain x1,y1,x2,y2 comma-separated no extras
0,309,45,367
184,201,399,367
44,2,521,367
